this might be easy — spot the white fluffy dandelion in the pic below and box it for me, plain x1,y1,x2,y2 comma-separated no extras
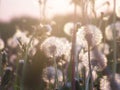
13,29,30,45
77,24,103,50
7,37,18,48
81,50,107,71
105,21,120,41
42,66,63,84
40,36,71,58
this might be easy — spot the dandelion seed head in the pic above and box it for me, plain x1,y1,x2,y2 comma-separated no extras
40,37,58,57
7,38,18,48
77,25,103,50
42,66,63,84
60,38,71,59
13,29,30,45
81,50,107,71
41,36,71,58
105,21,120,41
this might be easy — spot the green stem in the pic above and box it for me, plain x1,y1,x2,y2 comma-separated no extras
13,59,19,90
88,45,93,90
0,53,2,76
53,55,58,89
85,71,90,90
112,0,117,78
20,32,36,90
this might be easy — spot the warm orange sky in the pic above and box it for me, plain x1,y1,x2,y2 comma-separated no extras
0,0,119,22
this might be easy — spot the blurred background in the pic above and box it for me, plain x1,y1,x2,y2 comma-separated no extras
0,0,120,90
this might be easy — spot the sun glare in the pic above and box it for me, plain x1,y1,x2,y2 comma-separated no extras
44,0,74,19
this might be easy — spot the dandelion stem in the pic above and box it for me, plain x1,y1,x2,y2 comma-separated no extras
13,57,20,90
20,31,36,90
0,53,2,76
88,45,93,90
53,54,59,89
71,2,77,90
112,0,117,78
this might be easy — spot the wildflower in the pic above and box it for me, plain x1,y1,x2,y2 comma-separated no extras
42,66,63,84
105,21,120,41
77,24,103,50
81,49,107,71
40,36,71,58
13,29,30,45
7,37,18,48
